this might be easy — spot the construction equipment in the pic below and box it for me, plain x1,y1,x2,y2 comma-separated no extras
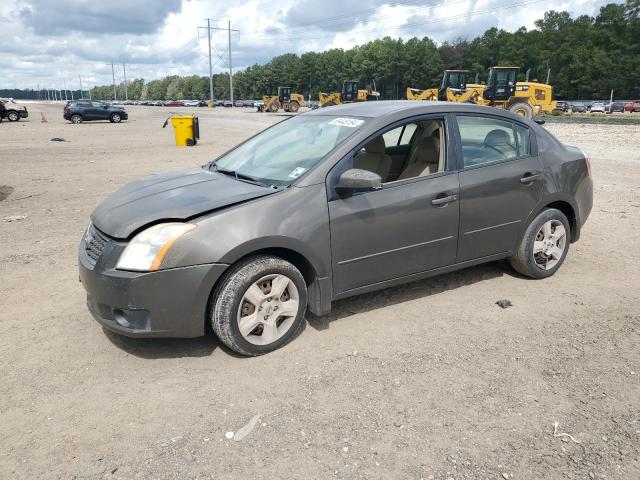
407,67,557,118
262,86,304,113
319,81,380,107
406,70,484,103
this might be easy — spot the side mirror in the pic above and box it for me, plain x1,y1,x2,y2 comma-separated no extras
534,118,546,125
336,168,382,195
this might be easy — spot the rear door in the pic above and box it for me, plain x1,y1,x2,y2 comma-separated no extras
454,114,543,262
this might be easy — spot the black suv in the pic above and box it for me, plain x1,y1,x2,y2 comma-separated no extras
63,100,128,124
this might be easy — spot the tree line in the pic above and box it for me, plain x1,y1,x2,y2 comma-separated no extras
4,2,638,102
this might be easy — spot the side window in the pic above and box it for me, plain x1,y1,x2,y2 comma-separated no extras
91,101,104,108
382,123,417,147
514,124,530,157
457,115,519,167
353,119,444,183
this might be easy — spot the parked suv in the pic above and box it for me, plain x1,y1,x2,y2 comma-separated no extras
0,98,29,122
63,100,128,123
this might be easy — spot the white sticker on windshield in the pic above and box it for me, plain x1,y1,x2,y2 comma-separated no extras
329,117,365,128
288,167,307,178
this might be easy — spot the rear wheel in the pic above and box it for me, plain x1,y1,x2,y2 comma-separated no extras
110,113,122,123
7,111,20,122
509,102,533,118
510,208,570,279
288,101,299,113
211,255,307,356
70,114,83,124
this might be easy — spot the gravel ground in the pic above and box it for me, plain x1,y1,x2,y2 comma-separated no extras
0,103,638,480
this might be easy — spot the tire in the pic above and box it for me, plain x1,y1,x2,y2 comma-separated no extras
288,101,299,113
70,114,83,124
211,255,307,356
510,208,571,279
7,111,20,122
110,113,122,123
268,102,279,113
508,102,533,118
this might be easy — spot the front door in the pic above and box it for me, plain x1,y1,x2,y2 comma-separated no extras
328,116,459,294
454,114,544,262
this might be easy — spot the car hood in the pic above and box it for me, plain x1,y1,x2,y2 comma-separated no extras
91,168,275,239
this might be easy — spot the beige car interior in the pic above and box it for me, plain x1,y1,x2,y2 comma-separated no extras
354,119,446,183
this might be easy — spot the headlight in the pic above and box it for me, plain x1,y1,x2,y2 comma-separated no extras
116,223,195,272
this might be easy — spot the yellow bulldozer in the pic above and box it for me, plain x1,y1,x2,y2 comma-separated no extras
407,67,557,118
262,86,304,113
319,81,380,107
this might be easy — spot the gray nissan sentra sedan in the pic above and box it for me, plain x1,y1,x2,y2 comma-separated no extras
79,101,593,356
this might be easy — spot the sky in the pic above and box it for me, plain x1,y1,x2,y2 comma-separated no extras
0,0,614,90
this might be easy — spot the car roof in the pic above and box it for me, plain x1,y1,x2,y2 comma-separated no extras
303,100,534,123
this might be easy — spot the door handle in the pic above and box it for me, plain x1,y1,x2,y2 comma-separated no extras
520,173,541,184
431,194,457,206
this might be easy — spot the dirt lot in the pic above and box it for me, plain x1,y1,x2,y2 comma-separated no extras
1,103,638,480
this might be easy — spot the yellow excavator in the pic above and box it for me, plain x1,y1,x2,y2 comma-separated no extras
407,67,557,118
319,81,380,107
262,86,305,113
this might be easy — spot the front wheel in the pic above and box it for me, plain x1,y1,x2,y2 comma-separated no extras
211,256,307,356
510,208,571,278
288,101,299,113
7,111,20,122
508,102,533,118
110,113,122,123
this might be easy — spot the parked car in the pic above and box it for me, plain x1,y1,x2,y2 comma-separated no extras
570,103,586,113
183,100,201,107
223,100,232,107
164,100,185,107
0,98,28,122
590,102,606,113
79,101,593,356
254,100,264,110
605,102,625,113
554,101,570,112
234,100,244,107
63,100,127,123
243,100,255,108
624,100,640,113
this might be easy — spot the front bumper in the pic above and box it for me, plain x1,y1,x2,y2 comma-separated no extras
20,109,28,118
79,238,228,338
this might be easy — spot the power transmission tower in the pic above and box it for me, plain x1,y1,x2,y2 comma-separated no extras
198,20,239,106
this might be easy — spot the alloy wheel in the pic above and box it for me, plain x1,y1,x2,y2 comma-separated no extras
533,219,567,270
237,274,299,345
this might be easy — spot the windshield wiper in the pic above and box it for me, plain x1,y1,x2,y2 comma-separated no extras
214,166,270,188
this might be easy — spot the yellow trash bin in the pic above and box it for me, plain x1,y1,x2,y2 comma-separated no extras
170,115,199,147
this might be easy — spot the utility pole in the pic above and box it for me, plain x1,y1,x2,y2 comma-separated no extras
63,80,68,101
199,20,238,106
228,20,234,106
123,63,128,100
110,62,117,101
79,75,83,99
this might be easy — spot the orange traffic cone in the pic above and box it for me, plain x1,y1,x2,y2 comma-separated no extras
40,112,48,123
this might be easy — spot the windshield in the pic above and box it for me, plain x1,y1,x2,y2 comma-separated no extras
210,115,367,186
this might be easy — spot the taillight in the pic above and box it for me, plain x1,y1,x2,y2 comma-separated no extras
63,105,69,112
